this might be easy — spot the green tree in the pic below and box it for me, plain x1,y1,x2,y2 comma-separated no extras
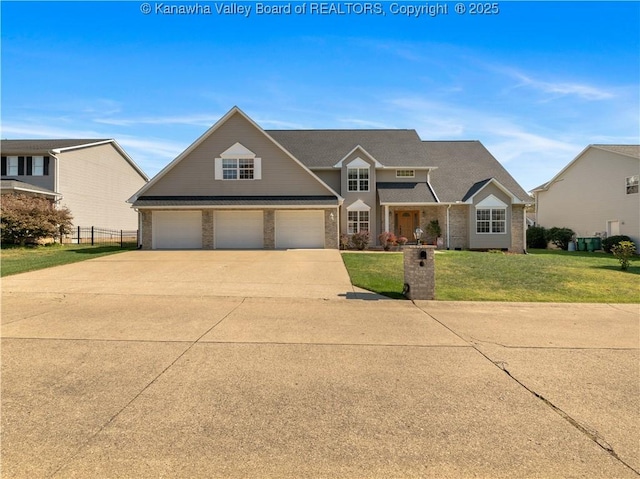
1,194,73,245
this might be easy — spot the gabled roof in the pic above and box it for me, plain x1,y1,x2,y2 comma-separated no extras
531,144,640,194
423,141,530,203
0,139,148,181
267,129,428,168
1,139,110,155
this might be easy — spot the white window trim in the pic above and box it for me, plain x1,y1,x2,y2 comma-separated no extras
347,210,369,234
214,143,262,181
347,167,370,192
32,156,44,176
476,207,507,235
396,169,415,178
626,175,639,194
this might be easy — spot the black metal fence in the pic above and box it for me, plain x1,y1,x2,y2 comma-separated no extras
62,226,139,248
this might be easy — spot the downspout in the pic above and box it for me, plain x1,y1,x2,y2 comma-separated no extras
446,204,451,250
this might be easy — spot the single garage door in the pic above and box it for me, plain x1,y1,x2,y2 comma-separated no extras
276,210,325,249
153,211,202,249
215,211,264,249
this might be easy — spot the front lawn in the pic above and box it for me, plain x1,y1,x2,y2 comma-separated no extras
341,249,639,302
1,243,136,277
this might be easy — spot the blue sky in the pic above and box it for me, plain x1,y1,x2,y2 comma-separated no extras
2,1,639,191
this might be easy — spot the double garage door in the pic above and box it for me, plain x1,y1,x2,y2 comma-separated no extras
152,210,325,249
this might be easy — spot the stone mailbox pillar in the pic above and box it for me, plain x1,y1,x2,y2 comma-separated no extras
403,245,436,300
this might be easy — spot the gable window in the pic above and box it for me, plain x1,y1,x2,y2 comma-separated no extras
348,168,369,192
222,158,254,180
626,175,639,194
476,208,506,234
348,211,369,234
215,143,261,181
396,169,415,178
7,157,18,176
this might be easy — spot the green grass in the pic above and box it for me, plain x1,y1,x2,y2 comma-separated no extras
1,243,136,277
342,249,640,303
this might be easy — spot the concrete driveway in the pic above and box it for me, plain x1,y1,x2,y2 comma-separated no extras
1,251,638,478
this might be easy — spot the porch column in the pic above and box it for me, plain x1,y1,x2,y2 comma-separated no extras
384,205,389,232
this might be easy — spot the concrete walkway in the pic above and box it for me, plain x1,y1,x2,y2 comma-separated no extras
1,251,638,478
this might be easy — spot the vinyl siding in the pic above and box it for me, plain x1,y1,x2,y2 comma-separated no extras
144,111,333,198
536,148,640,245
340,149,377,238
1,157,55,191
375,169,429,183
57,143,147,229
468,183,512,249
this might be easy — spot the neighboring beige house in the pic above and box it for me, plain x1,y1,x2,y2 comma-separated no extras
1,139,148,230
128,107,530,251
532,144,640,245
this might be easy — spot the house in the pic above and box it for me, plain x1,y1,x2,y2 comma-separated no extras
128,107,530,251
532,144,640,245
1,139,148,230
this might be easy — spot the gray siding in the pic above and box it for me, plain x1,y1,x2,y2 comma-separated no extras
468,183,512,249
375,169,429,183
145,112,332,197
339,149,377,240
57,143,146,229
313,170,341,193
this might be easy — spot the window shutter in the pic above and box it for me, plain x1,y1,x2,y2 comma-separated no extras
44,156,50,175
26,157,33,176
18,157,25,176
214,158,223,180
254,158,262,180
1,157,6,176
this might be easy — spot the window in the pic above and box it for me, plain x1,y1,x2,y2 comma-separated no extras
626,175,639,194
7,157,18,176
347,211,369,234
32,156,44,176
348,168,369,191
222,158,254,180
477,208,506,234
396,170,415,178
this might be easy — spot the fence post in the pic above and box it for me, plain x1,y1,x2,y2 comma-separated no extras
120,230,123,248
77,226,81,244
91,226,95,246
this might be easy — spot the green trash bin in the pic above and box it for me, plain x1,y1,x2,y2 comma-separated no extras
585,237,594,252
577,237,586,251
592,237,602,251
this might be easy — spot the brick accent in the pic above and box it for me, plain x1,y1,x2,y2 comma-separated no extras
325,209,339,249
202,210,214,249
141,210,152,249
403,245,436,300
509,204,525,253
264,210,275,249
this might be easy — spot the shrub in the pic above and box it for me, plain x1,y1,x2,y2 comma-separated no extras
351,231,370,250
526,226,547,249
340,234,351,250
425,219,442,244
546,227,575,250
1,194,73,245
611,241,636,271
378,231,397,251
602,235,632,253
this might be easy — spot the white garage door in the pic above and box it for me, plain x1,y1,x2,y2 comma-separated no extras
276,210,325,249
215,211,264,249
153,211,202,249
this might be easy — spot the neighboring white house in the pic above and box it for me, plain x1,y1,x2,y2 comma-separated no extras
532,144,640,245
1,139,148,230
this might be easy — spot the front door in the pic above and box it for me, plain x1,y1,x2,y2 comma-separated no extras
396,211,418,239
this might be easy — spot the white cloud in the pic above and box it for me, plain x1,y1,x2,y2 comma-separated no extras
506,70,615,101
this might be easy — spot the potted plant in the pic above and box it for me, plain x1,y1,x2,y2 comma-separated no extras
397,236,408,247
378,231,397,251
425,219,442,245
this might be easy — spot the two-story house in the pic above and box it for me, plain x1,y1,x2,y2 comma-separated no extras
128,107,530,251
1,139,148,230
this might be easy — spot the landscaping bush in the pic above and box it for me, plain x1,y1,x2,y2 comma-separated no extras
378,231,397,251
611,241,636,271
1,194,73,245
546,227,575,250
350,231,370,250
526,226,547,249
602,235,632,253
340,234,351,250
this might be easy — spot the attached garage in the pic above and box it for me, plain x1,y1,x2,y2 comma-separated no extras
215,210,264,249
152,211,202,249
276,210,325,249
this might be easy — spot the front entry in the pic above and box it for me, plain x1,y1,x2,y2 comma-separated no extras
395,210,419,239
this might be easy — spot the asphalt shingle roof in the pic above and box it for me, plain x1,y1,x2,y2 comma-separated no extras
134,195,339,207
592,144,640,159
376,182,437,204
0,179,59,196
267,129,429,168
0,139,110,155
